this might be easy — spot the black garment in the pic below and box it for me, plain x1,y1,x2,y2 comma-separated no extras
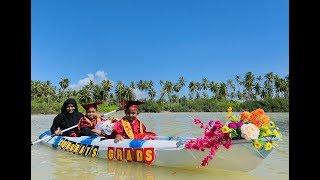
80,127,98,136
50,98,84,136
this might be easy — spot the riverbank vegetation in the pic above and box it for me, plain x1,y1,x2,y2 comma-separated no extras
31,72,289,114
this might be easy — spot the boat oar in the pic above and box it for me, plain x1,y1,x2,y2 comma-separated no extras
31,125,78,146
31,110,118,146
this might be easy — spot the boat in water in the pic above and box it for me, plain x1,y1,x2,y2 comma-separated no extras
37,130,278,172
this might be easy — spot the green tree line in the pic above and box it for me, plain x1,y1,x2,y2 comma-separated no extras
31,72,289,114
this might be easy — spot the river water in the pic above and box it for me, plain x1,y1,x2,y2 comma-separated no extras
31,112,288,180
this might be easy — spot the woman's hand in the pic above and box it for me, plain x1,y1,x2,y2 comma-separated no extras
114,134,124,143
54,127,62,135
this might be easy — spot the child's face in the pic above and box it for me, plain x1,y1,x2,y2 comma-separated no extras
125,109,138,121
86,107,97,120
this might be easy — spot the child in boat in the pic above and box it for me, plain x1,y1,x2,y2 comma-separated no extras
113,100,156,143
78,102,116,138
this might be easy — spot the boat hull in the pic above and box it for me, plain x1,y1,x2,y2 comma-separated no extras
38,130,275,172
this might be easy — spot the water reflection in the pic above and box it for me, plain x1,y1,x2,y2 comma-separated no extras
51,152,260,180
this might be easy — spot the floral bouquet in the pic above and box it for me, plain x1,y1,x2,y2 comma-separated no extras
185,107,282,166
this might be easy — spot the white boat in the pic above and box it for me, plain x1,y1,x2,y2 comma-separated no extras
37,130,278,172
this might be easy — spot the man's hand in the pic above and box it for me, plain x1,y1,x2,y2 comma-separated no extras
114,134,124,143
54,127,62,135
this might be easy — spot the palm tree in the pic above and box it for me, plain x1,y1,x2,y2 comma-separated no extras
170,94,179,103
195,82,202,99
237,90,243,101
115,81,125,102
209,81,219,99
254,75,263,99
244,72,255,100
178,76,185,88
101,80,113,102
201,77,209,99
77,89,91,105
227,79,236,100
284,75,289,98
173,84,181,93
130,81,136,89
31,80,56,102
148,89,156,101
163,81,174,102
253,82,261,100
159,80,166,103
202,92,209,99
264,72,275,98
137,80,149,91
188,81,197,99
274,75,281,97
123,86,135,101
146,80,154,93
235,75,243,100
201,77,209,91
59,78,70,92
92,85,104,102
218,83,227,99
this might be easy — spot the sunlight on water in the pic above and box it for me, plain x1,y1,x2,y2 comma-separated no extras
31,112,288,180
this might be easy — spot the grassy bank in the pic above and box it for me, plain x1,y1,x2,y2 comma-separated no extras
32,97,288,114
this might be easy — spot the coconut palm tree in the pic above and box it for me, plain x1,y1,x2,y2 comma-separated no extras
264,72,275,98
115,81,125,102
244,72,255,100
227,79,236,100
77,89,91,105
170,94,179,103
284,75,289,98
162,81,174,102
148,88,156,101
209,81,219,99
123,86,135,101
274,75,281,97
201,77,209,99
178,76,185,88
218,83,227,99
101,79,113,102
59,78,70,92
188,81,197,99
130,81,136,89
235,75,244,100
253,82,261,100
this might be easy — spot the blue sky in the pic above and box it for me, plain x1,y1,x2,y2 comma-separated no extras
32,0,288,92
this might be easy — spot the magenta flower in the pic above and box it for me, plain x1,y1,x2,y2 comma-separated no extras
194,118,201,125
228,122,237,129
237,120,244,128
185,119,233,166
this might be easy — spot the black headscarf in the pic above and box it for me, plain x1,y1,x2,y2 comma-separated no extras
61,98,80,126
50,98,83,136
61,98,79,114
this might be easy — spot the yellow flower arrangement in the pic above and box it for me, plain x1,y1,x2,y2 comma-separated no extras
269,121,276,128
221,125,232,133
253,140,262,149
264,142,273,151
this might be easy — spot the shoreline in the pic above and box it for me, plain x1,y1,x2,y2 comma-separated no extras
31,111,289,116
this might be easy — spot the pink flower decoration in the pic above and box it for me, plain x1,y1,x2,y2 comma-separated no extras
185,119,232,166
237,120,244,128
228,122,237,129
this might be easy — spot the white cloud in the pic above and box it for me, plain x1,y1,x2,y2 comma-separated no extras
133,88,149,100
69,70,110,90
